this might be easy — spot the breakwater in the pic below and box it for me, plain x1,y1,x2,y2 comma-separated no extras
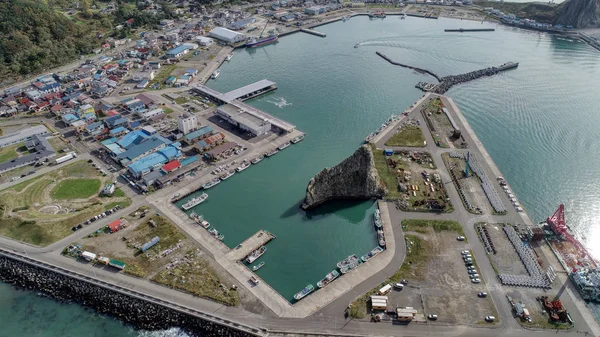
444,28,495,32
0,251,262,337
376,51,441,81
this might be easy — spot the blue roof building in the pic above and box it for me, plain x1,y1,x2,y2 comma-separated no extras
105,115,129,129
109,126,129,137
124,99,146,113
183,125,213,144
180,156,198,167
117,136,171,165
86,121,105,136
62,113,79,125
116,129,154,149
129,120,142,130
165,44,195,58
166,76,177,85
128,145,182,178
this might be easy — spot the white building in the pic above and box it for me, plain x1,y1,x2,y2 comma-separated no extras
216,104,271,136
196,36,214,46
133,70,155,82
0,125,50,148
208,27,246,43
140,108,165,120
177,113,198,135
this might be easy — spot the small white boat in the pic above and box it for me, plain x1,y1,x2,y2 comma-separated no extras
226,54,233,61
252,261,265,271
211,70,220,79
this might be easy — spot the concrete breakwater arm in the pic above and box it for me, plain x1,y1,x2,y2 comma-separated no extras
375,51,441,82
0,250,264,337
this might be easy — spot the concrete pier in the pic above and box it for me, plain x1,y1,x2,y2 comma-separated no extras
226,230,276,262
300,28,326,37
445,28,495,32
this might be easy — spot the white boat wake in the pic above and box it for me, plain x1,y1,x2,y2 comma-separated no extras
265,96,292,108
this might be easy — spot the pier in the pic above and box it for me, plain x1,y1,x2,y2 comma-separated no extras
417,62,519,94
192,80,296,133
300,28,326,37
226,230,276,262
445,28,495,32
376,51,441,81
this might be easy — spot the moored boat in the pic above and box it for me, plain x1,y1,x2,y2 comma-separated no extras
265,149,279,157
361,246,384,262
378,230,386,247
182,193,208,210
251,156,264,164
340,261,361,274
337,254,358,269
203,178,221,189
278,142,291,151
200,220,211,229
252,261,265,271
236,161,251,172
317,270,340,288
220,170,235,181
291,134,305,144
246,32,279,48
226,53,233,61
246,246,267,264
294,284,315,301
211,70,220,79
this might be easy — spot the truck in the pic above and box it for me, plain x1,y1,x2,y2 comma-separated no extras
379,284,392,295
55,152,77,165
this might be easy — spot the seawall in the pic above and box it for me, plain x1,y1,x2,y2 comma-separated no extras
376,51,441,81
0,250,263,337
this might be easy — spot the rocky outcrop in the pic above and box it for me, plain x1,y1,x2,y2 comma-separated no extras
556,0,600,28
301,145,387,210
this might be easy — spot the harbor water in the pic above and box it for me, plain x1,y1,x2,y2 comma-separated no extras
4,15,600,334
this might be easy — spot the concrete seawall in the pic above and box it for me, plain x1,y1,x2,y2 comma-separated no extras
0,249,264,336
376,51,441,81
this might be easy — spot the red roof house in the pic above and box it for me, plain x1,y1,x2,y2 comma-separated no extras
108,219,126,233
161,160,182,173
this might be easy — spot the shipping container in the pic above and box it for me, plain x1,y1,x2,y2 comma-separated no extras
81,251,96,261
109,259,126,270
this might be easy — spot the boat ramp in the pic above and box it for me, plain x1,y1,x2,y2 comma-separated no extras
226,230,276,262
300,28,326,37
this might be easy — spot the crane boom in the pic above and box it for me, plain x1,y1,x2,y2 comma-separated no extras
260,19,270,38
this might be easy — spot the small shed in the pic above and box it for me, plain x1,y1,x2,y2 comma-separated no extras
108,218,126,233
384,149,393,156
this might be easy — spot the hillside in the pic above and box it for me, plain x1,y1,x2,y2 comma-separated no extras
556,0,600,28
475,0,561,23
0,0,100,80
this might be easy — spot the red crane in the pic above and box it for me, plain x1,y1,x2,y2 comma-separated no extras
547,204,594,266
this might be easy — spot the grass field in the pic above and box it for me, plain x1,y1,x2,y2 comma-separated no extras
152,249,240,306
402,219,465,237
48,137,70,153
371,144,402,199
0,143,25,162
384,125,426,147
51,178,101,199
0,161,131,246
149,64,178,88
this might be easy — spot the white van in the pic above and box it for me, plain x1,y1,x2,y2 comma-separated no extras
379,284,392,295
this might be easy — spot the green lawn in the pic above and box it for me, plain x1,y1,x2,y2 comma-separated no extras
174,96,189,104
385,125,426,147
163,107,174,114
149,64,177,87
0,143,24,162
51,178,101,199
402,219,465,236
370,144,401,199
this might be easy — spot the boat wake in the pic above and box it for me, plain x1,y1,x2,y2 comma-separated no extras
137,327,192,337
265,96,292,108
359,41,486,64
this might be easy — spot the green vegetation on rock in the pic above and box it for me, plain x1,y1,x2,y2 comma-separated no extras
475,0,561,23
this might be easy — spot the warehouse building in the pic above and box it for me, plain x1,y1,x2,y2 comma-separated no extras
208,27,246,43
216,103,271,136
196,36,214,46
0,125,49,148
165,43,199,58
229,17,256,30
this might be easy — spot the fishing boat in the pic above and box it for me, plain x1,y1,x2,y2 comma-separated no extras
217,233,225,241
354,43,360,48
265,149,279,157
374,210,382,228
291,134,305,144
252,261,265,271
246,246,267,264
277,142,291,151
202,178,221,189
236,161,250,172
251,156,264,164
361,246,384,263
182,193,208,210
377,230,386,247
340,261,361,274
400,14,406,19
317,270,340,288
211,70,220,79
246,19,279,48
337,254,358,269
250,276,260,285
225,53,233,61
294,284,315,301
219,170,235,181
189,211,199,220
200,220,211,229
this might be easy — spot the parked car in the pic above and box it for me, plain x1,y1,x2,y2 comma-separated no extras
457,236,466,241
470,274,479,279
461,250,470,255
472,278,481,284
478,292,488,298
464,258,473,263
467,266,476,270
485,315,495,322
393,283,404,289
400,279,408,285
427,314,438,320
468,269,478,274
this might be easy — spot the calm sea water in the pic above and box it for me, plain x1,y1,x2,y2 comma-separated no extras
3,16,599,335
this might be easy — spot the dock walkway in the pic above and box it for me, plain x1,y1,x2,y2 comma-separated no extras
226,230,275,262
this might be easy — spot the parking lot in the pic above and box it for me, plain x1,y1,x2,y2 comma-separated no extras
385,226,497,325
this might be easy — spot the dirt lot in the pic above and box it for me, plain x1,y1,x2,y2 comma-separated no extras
351,220,498,325
505,290,574,330
484,223,528,275
421,97,467,149
442,153,492,215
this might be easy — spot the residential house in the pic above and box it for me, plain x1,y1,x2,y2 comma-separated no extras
123,98,146,113
72,120,87,133
62,113,80,125
105,115,129,129
109,126,129,138
86,121,106,136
